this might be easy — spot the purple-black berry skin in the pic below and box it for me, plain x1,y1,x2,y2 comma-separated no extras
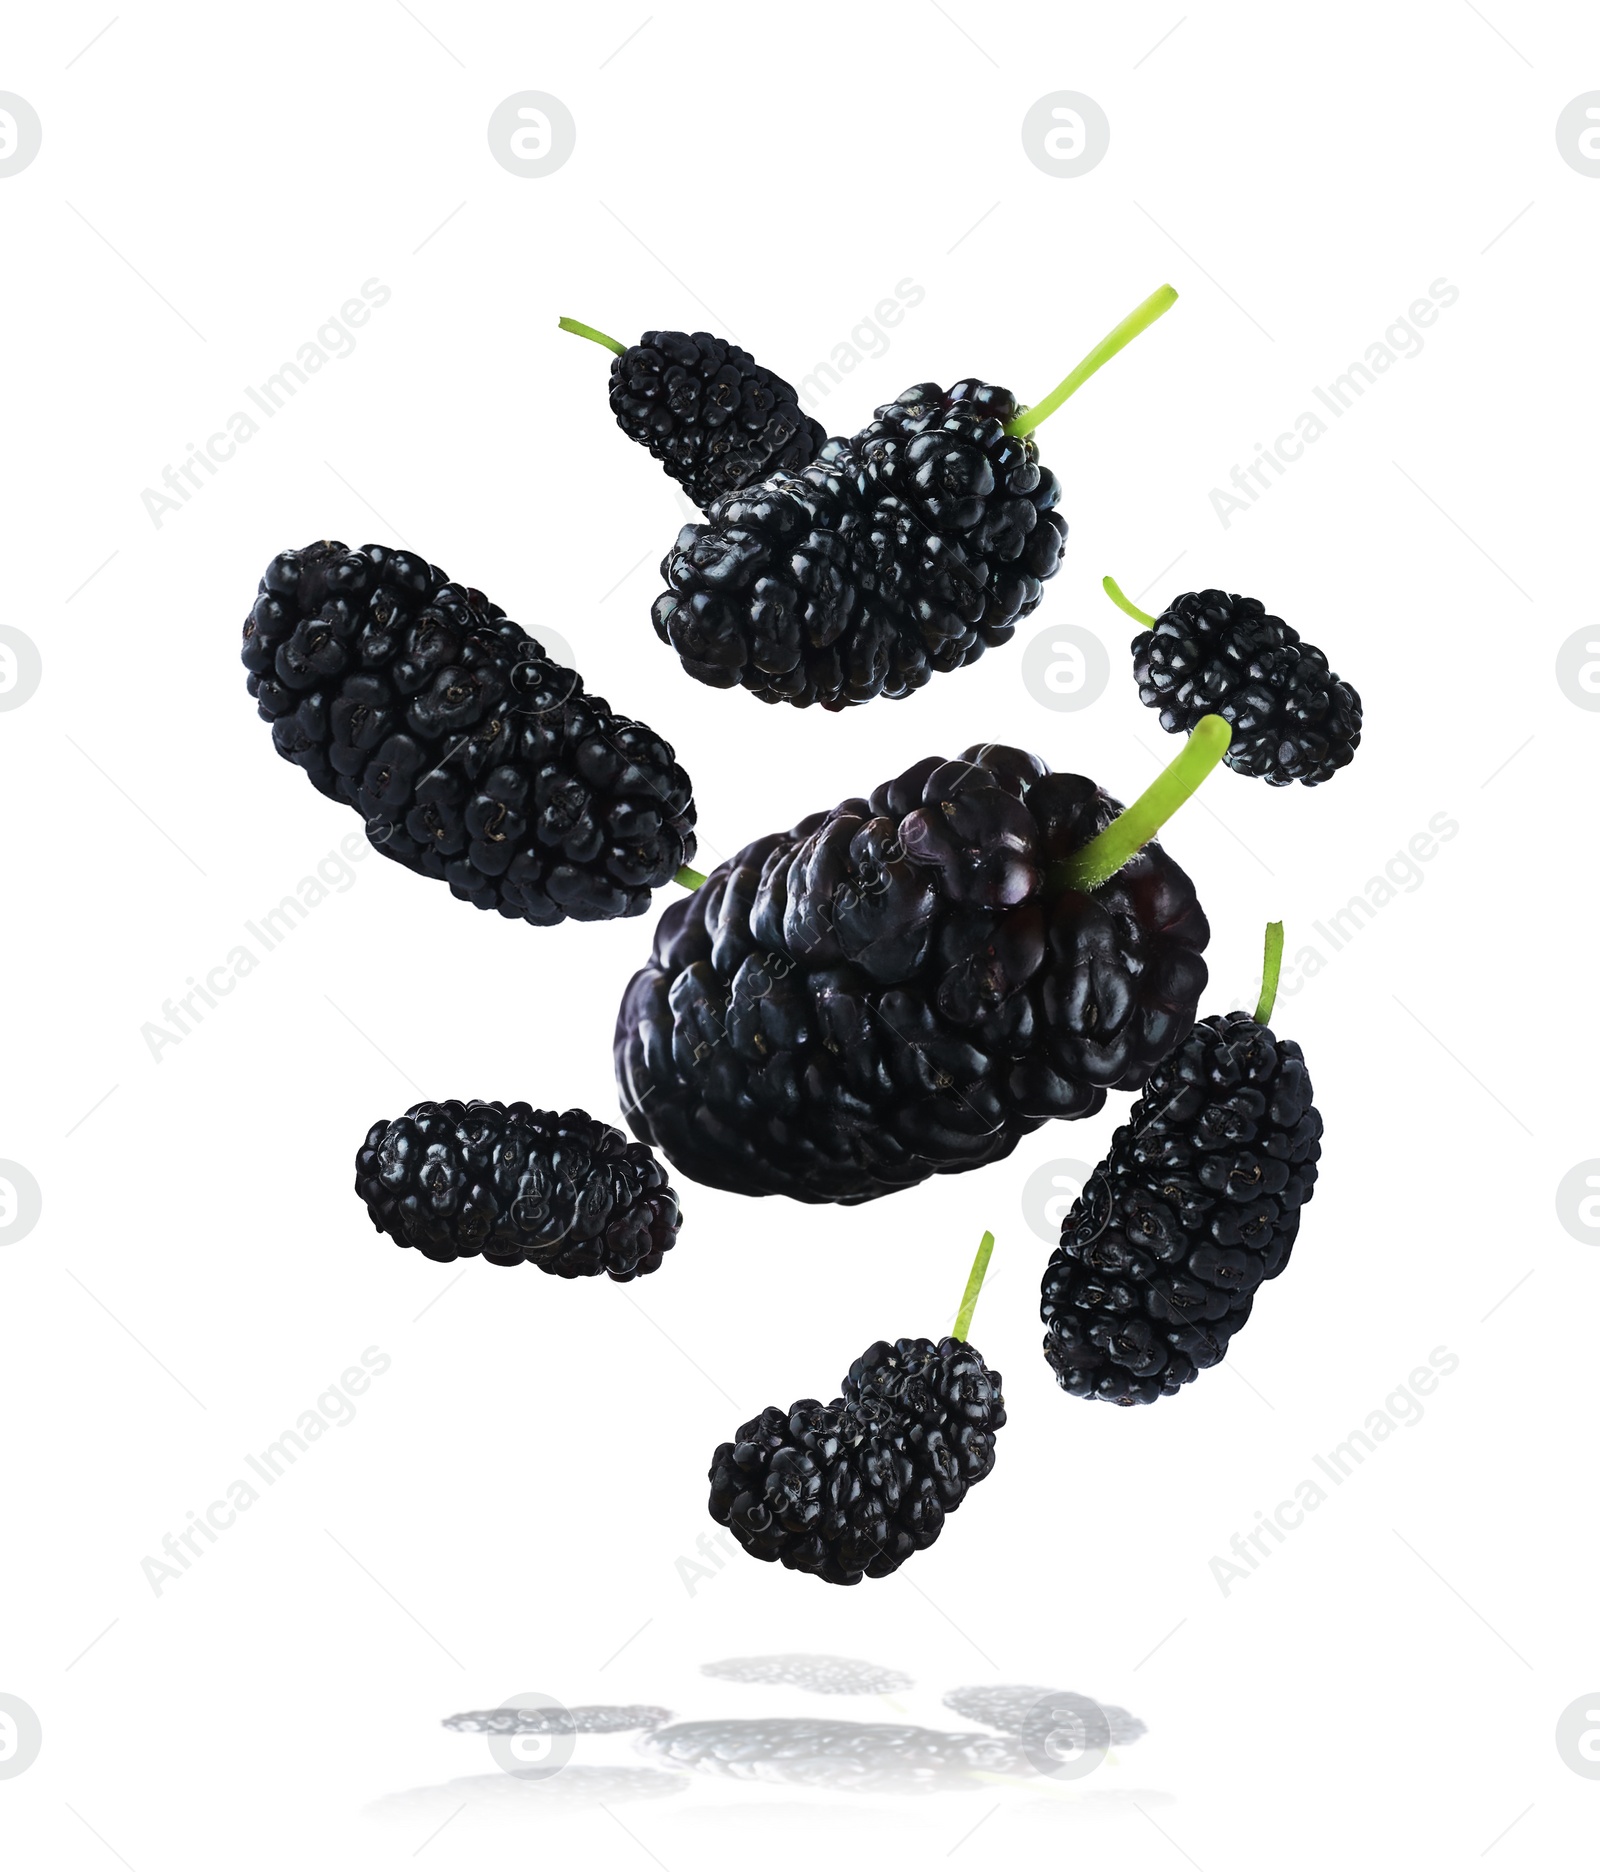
1041,1011,1322,1404
615,742,1209,1204
242,541,696,925
651,381,1067,708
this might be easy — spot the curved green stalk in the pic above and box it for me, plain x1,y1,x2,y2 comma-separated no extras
1102,574,1155,629
673,863,708,890
558,315,626,356
952,1230,996,1343
1253,921,1285,1026
1006,285,1178,436
1053,715,1232,892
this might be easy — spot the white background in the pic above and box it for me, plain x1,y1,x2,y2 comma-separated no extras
2,2,1597,1865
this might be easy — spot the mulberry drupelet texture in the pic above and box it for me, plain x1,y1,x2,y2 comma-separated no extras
650,379,1069,707
615,740,1213,1205
573,286,1176,709
1112,580,1362,786
605,328,826,510
241,541,697,925
1040,982,1321,1404
356,1101,680,1280
708,1234,1005,1586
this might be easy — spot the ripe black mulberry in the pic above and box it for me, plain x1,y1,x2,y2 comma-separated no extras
356,1101,680,1280
616,734,1222,1205
1041,932,1321,1404
593,323,826,510
241,541,696,924
566,289,1175,709
1109,578,1362,787
708,1234,1004,1585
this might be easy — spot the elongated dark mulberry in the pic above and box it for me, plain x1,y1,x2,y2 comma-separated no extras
1041,1010,1322,1404
356,1101,680,1280
615,742,1209,1204
607,330,826,510
241,541,696,924
1132,589,1361,786
709,1334,1005,1586
651,381,1067,707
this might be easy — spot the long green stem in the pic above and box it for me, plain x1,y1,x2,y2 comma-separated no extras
1253,921,1285,1026
952,1231,996,1343
1102,574,1155,629
1006,285,1178,436
673,863,708,890
1053,715,1232,893
558,315,626,356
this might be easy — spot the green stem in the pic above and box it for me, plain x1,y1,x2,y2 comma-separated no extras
1253,921,1285,1026
1005,285,1178,436
1052,715,1232,893
558,316,626,356
1102,574,1155,629
952,1230,996,1343
673,863,708,890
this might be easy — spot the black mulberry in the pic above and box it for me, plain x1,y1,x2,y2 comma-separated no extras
568,288,1175,708
616,725,1228,1205
562,318,826,511
1107,576,1362,786
356,1101,680,1280
241,541,697,924
708,1234,1004,1584
1041,926,1322,1404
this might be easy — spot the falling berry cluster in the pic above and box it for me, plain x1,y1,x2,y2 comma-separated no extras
234,281,1348,1600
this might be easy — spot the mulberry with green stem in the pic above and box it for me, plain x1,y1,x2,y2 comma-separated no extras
1105,575,1362,787
1040,922,1323,1405
560,318,826,511
615,719,1229,1204
563,287,1178,708
708,1232,1005,1585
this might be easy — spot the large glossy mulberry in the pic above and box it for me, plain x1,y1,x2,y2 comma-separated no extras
356,1101,680,1280
1041,1009,1321,1404
241,541,696,924
1132,589,1361,786
606,329,826,511
615,742,1209,1204
708,1333,1005,1585
650,381,1067,708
